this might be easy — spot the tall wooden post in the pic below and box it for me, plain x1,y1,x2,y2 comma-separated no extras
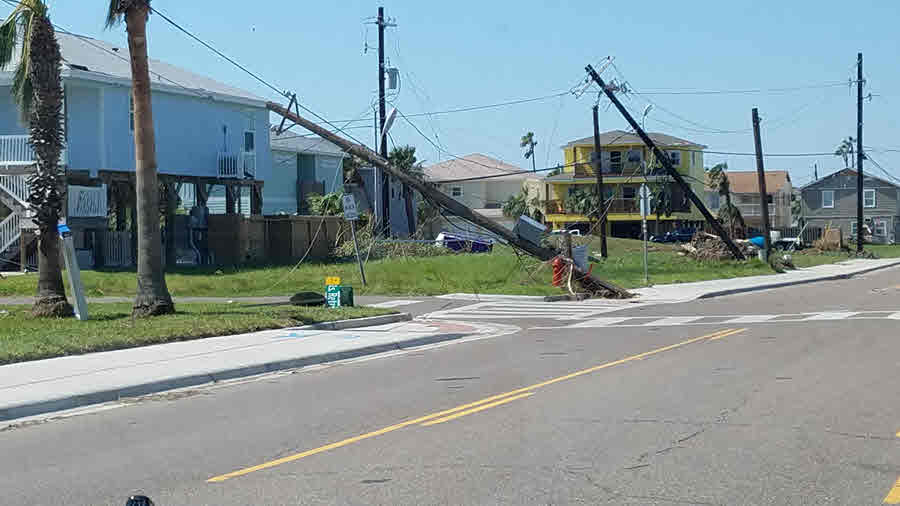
856,52,864,252
592,105,608,258
752,108,772,259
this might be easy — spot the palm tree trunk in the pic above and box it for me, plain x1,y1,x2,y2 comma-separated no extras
28,14,71,318
125,4,174,317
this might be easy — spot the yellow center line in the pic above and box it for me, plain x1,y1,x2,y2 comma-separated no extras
207,327,746,483
421,392,535,426
884,432,900,504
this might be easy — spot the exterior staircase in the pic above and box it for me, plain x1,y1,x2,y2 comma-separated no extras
0,174,36,271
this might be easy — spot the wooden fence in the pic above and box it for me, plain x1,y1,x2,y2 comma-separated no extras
207,215,347,266
104,230,133,267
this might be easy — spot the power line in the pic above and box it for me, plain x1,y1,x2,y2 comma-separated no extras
634,81,858,96
864,154,900,185
148,6,370,150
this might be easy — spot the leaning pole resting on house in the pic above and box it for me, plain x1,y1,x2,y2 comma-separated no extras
585,65,746,261
265,101,630,297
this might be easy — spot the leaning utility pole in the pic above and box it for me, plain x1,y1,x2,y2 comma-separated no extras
266,101,630,297
585,65,745,260
377,7,390,237
591,105,608,258
856,52,864,253
751,108,772,260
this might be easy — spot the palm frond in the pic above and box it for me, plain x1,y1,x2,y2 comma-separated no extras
105,0,124,28
0,15,20,69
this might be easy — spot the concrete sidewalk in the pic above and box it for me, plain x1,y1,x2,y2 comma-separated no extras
632,257,900,302
0,318,512,422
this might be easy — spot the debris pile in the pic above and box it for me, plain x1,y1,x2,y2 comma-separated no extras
813,227,844,251
680,232,755,261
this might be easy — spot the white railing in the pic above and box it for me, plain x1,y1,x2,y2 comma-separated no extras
0,135,34,165
0,212,20,255
217,151,256,179
0,174,29,207
736,203,778,218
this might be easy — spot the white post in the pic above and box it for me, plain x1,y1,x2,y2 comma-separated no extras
640,184,650,285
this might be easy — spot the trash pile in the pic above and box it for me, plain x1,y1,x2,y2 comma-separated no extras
680,232,756,261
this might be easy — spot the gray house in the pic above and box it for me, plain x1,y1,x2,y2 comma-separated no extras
800,168,899,244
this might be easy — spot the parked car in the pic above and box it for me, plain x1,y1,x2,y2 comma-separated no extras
650,228,696,243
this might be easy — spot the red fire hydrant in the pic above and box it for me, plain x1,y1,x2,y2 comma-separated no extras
551,257,567,286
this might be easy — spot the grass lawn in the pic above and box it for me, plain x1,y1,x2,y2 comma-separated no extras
2,240,898,299
0,303,393,365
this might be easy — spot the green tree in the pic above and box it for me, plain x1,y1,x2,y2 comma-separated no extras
0,0,72,317
106,0,174,317
520,131,537,172
707,162,745,236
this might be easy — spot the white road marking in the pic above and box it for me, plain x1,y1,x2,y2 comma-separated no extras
890,312,900,320
802,311,858,320
568,317,632,328
723,315,779,324
368,300,420,308
642,316,705,327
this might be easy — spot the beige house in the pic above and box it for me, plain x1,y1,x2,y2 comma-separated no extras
423,153,532,236
708,170,793,229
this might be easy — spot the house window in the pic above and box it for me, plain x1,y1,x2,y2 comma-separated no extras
667,150,681,167
875,220,887,236
450,186,463,197
243,131,255,153
622,186,636,200
863,189,876,208
822,190,834,209
609,151,622,171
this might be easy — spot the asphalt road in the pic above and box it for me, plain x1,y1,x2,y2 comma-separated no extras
2,269,899,505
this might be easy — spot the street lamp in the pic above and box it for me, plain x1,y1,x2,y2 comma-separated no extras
641,104,653,131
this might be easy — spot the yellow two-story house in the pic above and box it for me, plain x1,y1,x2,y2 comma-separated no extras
542,130,708,237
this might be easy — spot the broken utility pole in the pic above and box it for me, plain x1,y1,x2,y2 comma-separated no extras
265,101,630,298
592,105,608,259
585,64,745,260
751,108,772,259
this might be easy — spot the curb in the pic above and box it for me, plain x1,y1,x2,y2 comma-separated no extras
695,259,900,300
296,312,412,330
0,312,434,423
543,293,591,302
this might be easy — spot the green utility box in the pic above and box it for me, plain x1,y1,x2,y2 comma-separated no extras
339,286,354,307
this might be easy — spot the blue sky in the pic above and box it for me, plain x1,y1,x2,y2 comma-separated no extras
23,1,900,186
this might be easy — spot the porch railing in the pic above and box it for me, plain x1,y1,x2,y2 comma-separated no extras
0,174,29,206
218,151,257,179
0,212,20,255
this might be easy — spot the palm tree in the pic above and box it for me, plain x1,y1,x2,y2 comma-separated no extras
106,0,174,317
834,137,855,169
707,162,745,237
520,132,537,172
0,0,72,317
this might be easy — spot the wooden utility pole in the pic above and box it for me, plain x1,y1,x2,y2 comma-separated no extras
751,108,772,259
856,52,864,253
585,64,745,260
265,101,630,298
377,7,390,237
592,105,608,258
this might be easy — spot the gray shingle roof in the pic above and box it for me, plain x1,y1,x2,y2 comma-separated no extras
270,130,345,157
47,32,265,104
563,130,707,149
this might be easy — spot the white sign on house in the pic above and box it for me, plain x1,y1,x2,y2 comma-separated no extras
68,185,107,218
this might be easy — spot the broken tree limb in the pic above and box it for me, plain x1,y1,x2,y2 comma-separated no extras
585,65,745,261
266,101,632,299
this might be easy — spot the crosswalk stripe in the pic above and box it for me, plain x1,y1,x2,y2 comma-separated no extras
890,312,900,320
569,317,631,327
802,312,858,320
642,316,706,326
723,315,779,324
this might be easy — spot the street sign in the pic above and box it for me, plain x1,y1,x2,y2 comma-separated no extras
639,184,651,218
342,194,359,221
325,276,342,308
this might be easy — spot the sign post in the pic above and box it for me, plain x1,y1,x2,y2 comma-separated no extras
58,223,89,320
639,184,651,285
342,193,367,286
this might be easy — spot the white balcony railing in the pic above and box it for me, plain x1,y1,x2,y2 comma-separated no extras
0,135,35,165
217,151,256,179
0,212,20,255
0,174,29,206
0,134,68,167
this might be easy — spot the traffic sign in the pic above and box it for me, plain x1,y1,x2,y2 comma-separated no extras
342,194,359,221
